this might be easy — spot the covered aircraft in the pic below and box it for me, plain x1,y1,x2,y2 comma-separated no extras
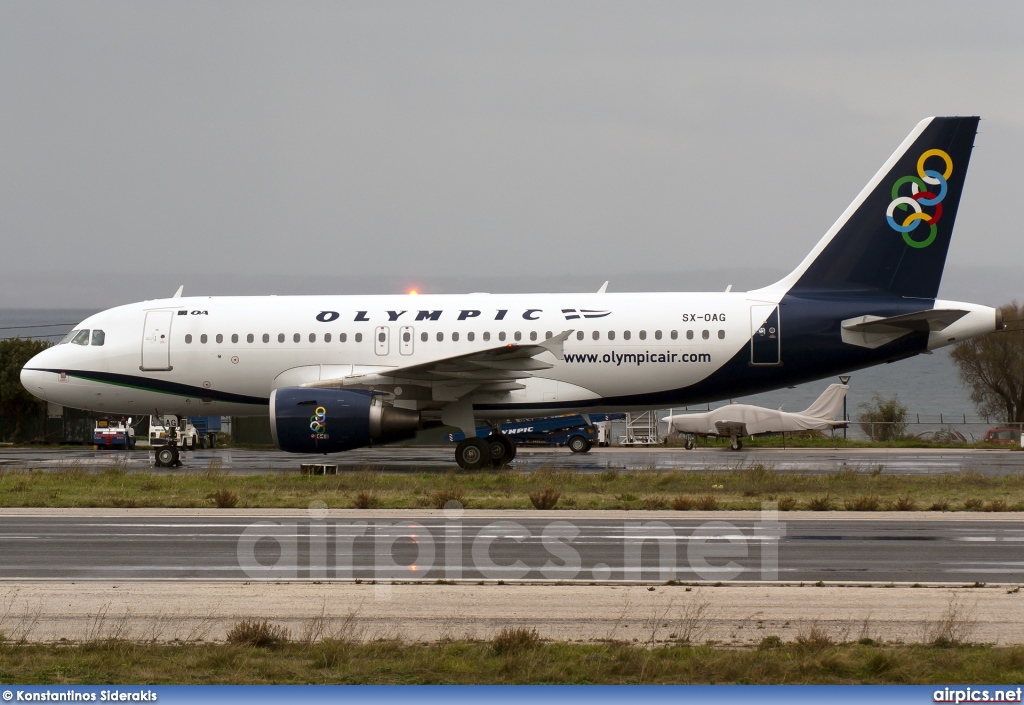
662,384,849,450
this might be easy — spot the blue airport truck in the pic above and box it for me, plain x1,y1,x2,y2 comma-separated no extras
188,416,223,448
446,414,624,453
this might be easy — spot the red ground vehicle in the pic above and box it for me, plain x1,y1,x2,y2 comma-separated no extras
984,427,1021,445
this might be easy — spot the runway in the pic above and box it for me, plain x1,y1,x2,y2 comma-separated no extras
1,445,1023,475
1,510,1021,584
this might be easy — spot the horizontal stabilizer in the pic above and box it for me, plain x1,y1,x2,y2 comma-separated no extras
841,309,968,349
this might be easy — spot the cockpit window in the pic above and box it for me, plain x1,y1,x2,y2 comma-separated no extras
91,330,105,346
60,329,80,345
71,329,91,346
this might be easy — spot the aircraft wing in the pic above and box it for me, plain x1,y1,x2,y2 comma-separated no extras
303,330,574,401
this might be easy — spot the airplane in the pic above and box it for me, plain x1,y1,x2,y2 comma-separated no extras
21,116,1003,469
662,383,849,450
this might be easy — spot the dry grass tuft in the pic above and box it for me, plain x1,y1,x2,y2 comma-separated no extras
808,494,833,511
695,495,718,511
845,495,880,511
893,496,917,511
641,496,668,510
670,496,694,511
778,496,798,511
225,619,290,648
430,488,466,510
209,489,239,508
491,626,541,655
528,487,561,510
352,491,380,509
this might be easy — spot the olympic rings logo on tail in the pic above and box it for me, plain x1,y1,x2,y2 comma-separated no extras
309,406,327,435
885,148,952,249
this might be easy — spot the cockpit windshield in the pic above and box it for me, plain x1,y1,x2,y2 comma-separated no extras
59,330,79,344
70,330,90,346
91,330,105,346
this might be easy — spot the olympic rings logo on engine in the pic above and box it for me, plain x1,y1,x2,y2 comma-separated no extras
885,148,953,249
309,406,327,435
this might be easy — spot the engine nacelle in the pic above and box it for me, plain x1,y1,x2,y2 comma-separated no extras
270,387,421,454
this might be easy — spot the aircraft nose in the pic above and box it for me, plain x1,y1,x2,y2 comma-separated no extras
20,353,52,402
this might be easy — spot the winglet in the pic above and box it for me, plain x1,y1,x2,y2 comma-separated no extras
172,285,184,299
597,281,608,294
540,329,574,361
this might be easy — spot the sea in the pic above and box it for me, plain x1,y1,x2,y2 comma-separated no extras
0,307,982,424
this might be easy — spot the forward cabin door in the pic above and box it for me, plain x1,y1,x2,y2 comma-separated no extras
141,311,174,371
750,304,781,365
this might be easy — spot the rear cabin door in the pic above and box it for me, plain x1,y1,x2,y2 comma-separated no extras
375,326,390,356
141,311,174,371
750,304,781,365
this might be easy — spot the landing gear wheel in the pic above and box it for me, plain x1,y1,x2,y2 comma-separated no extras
455,437,489,470
684,436,694,450
156,446,179,467
568,435,591,454
729,437,743,451
487,435,516,467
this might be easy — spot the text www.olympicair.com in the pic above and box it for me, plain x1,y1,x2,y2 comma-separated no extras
563,351,711,366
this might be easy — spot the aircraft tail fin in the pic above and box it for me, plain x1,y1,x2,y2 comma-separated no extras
801,384,849,420
765,117,979,300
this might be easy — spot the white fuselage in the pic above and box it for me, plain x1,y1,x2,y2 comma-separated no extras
20,291,996,422
22,291,769,419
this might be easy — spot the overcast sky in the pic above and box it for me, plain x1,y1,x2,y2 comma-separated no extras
2,1,1022,307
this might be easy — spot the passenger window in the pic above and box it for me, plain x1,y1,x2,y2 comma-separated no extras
355,332,362,343
514,332,522,341
340,333,347,343
437,332,444,342
309,333,316,343
403,331,411,343
452,332,460,342
577,331,584,341
278,333,285,343
467,332,474,342
294,333,301,343
718,330,725,339
216,334,223,344
185,334,193,344
324,333,331,343
623,331,631,340
231,334,238,344
593,331,600,340
530,332,537,341
702,330,710,340
671,330,678,340
639,330,646,341
421,332,427,342
608,331,616,340
200,334,208,344
499,332,506,341
247,334,254,343
378,331,385,342
262,334,270,343
71,329,90,346
91,330,105,346
686,330,694,340
545,331,552,339
655,330,662,340
483,332,491,342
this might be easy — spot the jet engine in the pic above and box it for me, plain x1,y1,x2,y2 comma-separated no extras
270,387,421,454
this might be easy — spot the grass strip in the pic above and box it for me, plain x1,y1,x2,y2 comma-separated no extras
0,639,1023,684
0,464,1023,511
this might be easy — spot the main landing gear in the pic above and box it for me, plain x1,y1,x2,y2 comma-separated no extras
729,434,744,451
455,432,516,470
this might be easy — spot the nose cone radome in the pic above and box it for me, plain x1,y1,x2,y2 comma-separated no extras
20,353,51,402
